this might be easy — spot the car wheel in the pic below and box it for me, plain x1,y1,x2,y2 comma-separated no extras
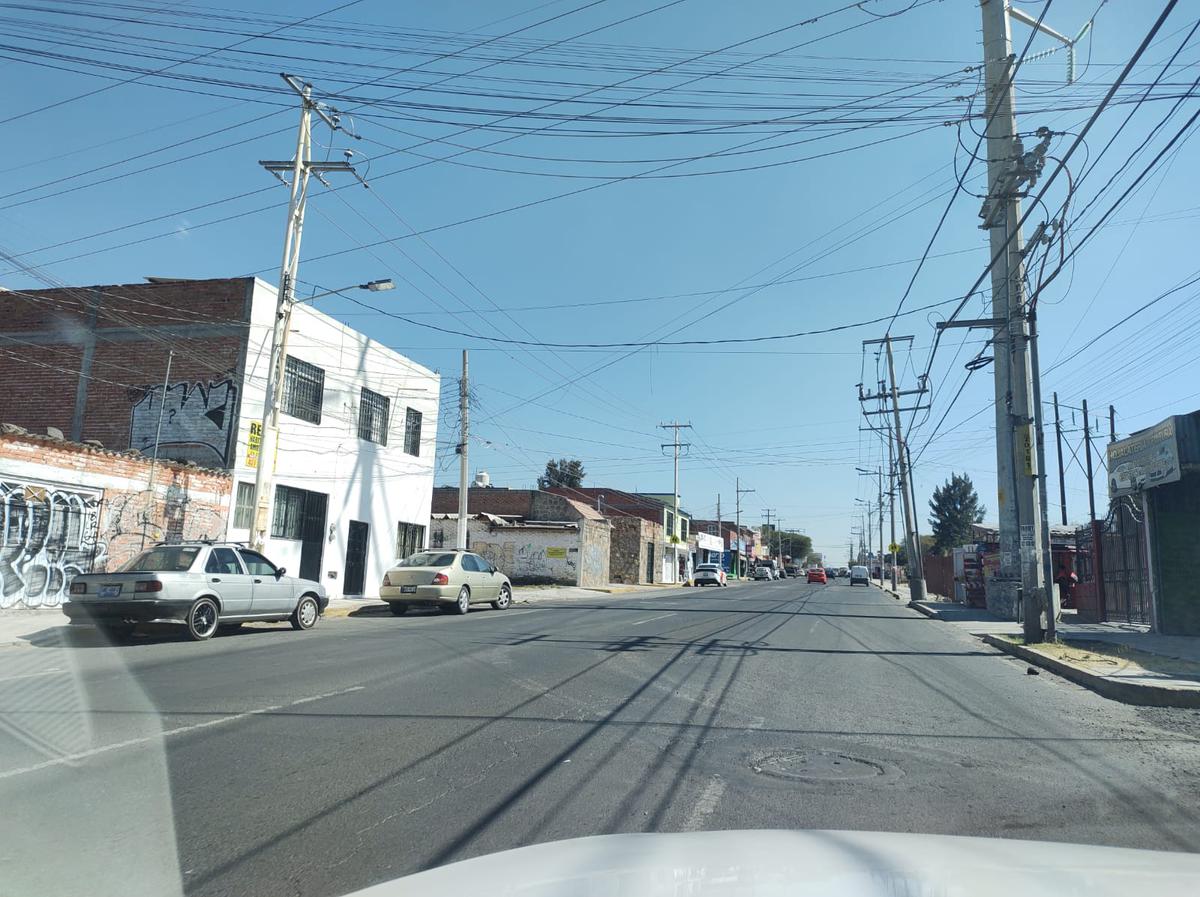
492,585,512,610
291,595,320,631
186,597,220,641
451,585,470,615
388,602,409,616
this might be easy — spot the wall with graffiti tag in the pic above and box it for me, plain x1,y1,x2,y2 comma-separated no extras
0,431,230,608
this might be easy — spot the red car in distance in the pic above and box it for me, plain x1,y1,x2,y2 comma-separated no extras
806,568,827,584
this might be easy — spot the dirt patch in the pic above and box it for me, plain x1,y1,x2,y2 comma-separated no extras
1004,636,1200,682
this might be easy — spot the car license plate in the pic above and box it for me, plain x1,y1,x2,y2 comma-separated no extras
400,585,417,594
98,584,121,598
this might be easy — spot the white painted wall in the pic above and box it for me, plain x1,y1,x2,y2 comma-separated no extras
224,280,441,598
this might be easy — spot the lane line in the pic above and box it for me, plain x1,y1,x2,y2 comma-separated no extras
682,774,726,831
0,684,365,781
0,668,64,683
630,612,677,627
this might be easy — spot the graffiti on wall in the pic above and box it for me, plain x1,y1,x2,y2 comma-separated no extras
101,478,224,569
130,379,237,468
0,481,104,608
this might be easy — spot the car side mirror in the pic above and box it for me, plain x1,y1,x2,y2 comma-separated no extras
276,567,286,578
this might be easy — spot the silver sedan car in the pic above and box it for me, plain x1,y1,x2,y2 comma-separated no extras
63,541,329,641
379,549,512,616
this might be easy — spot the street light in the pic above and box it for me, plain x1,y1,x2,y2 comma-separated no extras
301,278,395,304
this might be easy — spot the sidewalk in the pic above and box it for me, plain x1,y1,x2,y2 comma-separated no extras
871,580,1200,707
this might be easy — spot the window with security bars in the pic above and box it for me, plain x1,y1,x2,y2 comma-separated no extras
396,521,426,559
358,387,390,445
272,485,306,540
233,482,255,530
281,356,324,424
403,407,422,456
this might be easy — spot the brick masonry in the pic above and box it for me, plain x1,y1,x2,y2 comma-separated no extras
0,430,230,608
610,516,667,584
0,278,252,460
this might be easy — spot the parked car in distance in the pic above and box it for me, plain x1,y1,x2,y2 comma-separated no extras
63,541,328,641
380,549,512,616
838,567,850,578
785,565,800,577
693,563,728,587
850,565,870,586
752,565,773,581
806,567,827,584
824,567,836,579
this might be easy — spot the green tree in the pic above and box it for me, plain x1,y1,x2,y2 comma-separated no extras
928,473,985,555
538,457,586,490
762,526,812,562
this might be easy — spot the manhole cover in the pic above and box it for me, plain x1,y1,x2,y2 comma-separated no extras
751,750,884,781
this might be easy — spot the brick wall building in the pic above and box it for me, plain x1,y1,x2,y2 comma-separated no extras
609,516,667,585
0,276,440,600
0,429,230,608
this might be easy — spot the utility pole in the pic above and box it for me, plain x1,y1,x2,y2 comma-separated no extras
659,421,692,583
884,337,926,601
735,478,754,579
762,508,777,568
1083,398,1096,524
251,74,361,550
1109,405,1117,443
716,493,722,568
1053,392,1068,526
457,350,469,550
979,0,1054,641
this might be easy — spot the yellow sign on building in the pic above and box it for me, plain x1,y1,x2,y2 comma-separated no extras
546,546,567,559
246,421,262,469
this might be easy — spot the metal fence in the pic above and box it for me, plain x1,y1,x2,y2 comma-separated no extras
1100,497,1152,625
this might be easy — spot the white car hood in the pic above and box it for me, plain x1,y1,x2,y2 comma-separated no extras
345,830,1200,897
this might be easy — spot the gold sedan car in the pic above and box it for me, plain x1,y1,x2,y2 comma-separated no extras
379,549,513,616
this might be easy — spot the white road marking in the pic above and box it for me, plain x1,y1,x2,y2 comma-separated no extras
682,774,726,831
0,685,365,781
0,668,64,683
630,612,677,626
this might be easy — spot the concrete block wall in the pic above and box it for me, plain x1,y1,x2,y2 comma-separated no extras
0,432,230,608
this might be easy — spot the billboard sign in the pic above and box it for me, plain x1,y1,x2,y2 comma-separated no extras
1107,416,1180,498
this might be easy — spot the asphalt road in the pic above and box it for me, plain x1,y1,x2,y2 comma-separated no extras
4,579,1200,897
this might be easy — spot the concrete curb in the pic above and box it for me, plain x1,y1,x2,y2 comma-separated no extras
908,601,939,619
981,633,1200,708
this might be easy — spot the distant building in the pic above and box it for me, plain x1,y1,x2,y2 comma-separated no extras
429,487,609,586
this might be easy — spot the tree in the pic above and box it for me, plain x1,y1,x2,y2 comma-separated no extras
762,525,812,562
928,473,985,555
538,457,586,490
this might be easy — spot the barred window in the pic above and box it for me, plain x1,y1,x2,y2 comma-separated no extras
282,356,324,424
396,521,426,559
403,407,422,456
272,485,306,540
358,387,390,445
233,481,255,530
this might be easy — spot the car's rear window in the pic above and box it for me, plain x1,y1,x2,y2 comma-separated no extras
118,546,200,572
398,552,457,568
697,565,718,571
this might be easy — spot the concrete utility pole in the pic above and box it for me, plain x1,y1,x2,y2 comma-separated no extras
659,421,692,582
251,75,360,550
979,0,1051,640
735,478,754,578
884,337,926,601
1053,392,1068,526
1083,398,1096,524
457,350,469,550
762,508,776,561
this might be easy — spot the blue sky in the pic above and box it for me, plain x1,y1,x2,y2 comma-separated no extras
3,0,1198,561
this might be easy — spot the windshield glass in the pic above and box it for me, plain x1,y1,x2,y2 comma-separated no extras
118,546,200,573
397,552,457,568
5,4,1200,896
